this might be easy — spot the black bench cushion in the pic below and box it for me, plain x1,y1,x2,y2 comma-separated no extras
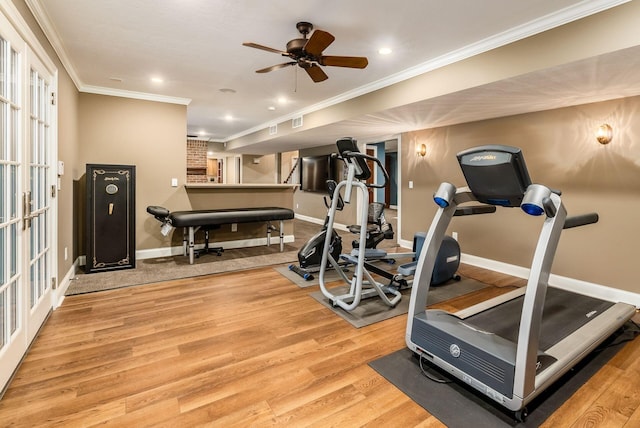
169,207,294,228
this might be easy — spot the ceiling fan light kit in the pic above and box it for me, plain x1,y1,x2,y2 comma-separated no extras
243,21,368,82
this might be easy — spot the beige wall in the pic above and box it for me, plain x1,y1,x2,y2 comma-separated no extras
242,153,276,183
77,93,190,252
57,68,80,275
400,95,640,294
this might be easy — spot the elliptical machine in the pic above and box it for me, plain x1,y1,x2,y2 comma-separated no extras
289,180,345,280
318,137,461,312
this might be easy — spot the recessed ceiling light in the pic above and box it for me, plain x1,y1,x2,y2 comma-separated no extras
267,106,276,111
277,97,287,104
378,47,392,55
109,77,123,82
219,88,236,94
151,77,164,83
224,114,233,121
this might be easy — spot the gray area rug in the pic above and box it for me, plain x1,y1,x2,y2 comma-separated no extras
369,323,637,427
66,245,299,295
309,276,487,328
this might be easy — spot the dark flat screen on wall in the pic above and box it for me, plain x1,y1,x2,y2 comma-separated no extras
300,155,330,193
300,155,345,193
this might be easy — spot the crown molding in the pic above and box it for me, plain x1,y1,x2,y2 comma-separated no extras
225,0,630,143
25,0,190,105
80,85,191,105
25,0,81,89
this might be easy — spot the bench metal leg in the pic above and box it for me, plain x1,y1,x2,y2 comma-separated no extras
188,226,196,264
182,228,188,256
279,220,284,251
266,221,285,251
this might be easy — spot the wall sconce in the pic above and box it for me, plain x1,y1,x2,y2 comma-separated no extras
596,124,613,145
417,143,427,157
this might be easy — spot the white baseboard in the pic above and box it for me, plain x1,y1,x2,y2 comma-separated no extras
461,253,640,307
295,213,349,232
54,257,81,308
399,238,413,249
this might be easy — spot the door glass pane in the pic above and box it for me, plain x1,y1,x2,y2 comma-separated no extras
10,165,17,219
0,37,5,99
29,264,35,308
0,103,5,159
40,167,46,210
42,210,48,249
10,281,17,334
0,227,4,283
10,48,19,104
30,121,37,165
10,223,16,277
0,164,4,223
0,289,5,348
10,105,18,162
30,215,36,259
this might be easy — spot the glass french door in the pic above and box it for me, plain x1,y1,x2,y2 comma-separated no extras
26,54,54,339
1,9,56,392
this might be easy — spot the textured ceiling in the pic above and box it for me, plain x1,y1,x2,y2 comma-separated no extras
28,0,636,153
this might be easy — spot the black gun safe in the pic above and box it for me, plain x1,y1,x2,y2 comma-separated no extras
85,164,136,273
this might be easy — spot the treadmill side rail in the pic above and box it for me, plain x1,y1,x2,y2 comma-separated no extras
534,301,636,393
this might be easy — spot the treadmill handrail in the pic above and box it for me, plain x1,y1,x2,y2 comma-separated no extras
563,212,598,229
454,204,497,216
513,192,565,398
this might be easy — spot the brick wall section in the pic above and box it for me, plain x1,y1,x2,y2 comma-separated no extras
187,140,208,183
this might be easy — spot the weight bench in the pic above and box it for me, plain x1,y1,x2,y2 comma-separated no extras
146,206,295,264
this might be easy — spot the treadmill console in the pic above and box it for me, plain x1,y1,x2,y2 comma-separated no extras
457,145,532,207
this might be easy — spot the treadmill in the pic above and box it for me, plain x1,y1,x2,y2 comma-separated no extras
405,145,636,420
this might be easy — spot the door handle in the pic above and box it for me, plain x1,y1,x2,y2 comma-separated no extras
23,191,34,229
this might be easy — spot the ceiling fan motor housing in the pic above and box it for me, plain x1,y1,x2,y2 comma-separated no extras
286,39,307,56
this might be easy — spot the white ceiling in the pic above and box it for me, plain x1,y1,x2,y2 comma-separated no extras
28,0,638,153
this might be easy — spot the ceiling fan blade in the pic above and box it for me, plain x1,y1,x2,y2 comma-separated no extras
303,30,335,57
320,56,368,68
305,64,328,82
243,42,289,56
256,62,296,73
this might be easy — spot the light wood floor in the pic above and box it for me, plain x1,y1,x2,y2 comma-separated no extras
1,264,639,427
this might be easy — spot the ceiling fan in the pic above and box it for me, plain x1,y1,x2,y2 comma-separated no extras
243,21,368,82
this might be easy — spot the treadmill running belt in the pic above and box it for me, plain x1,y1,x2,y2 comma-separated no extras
468,287,614,350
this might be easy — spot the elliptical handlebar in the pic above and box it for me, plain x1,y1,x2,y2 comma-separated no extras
338,150,390,189
336,137,390,189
